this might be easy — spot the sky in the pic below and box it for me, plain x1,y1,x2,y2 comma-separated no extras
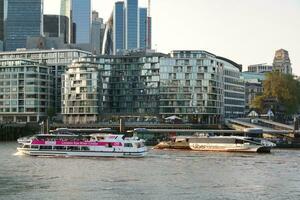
45,0,300,75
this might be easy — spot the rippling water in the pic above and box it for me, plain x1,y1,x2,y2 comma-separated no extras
1,142,300,200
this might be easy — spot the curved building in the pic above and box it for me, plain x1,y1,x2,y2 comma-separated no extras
62,59,101,124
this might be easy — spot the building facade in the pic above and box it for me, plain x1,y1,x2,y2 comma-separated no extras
220,57,245,118
71,0,91,44
273,49,292,74
0,49,92,115
4,0,43,51
125,0,138,50
113,1,125,54
62,52,164,124
62,59,100,124
43,14,69,43
248,63,273,73
91,11,105,55
139,8,147,49
241,72,266,114
0,59,53,122
61,50,245,124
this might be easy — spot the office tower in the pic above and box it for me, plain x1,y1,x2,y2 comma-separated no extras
4,0,43,51
102,13,113,55
44,15,69,43
72,0,91,44
0,0,4,42
139,8,147,49
125,0,138,49
273,49,292,74
91,11,105,55
60,0,71,43
113,1,124,54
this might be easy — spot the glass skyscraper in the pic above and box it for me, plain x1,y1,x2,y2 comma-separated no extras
113,1,124,54
125,0,138,49
4,0,43,51
72,0,91,44
139,8,147,49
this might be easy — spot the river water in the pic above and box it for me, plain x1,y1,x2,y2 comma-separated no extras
0,142,300,200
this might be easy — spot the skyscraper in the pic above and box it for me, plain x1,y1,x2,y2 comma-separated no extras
4,0,43,51
139,8,147,49
273,49,292,74
91,10,105,55
60,0,71,43
0,0,4,42
125,0,138,49
113,1,124,54
72,0,91,44
43,15,69,43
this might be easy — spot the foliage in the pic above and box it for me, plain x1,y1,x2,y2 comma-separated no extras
251,71,300,115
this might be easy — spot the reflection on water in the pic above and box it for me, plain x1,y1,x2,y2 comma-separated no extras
1,142,300,200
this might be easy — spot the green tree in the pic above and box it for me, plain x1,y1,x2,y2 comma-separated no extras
47,107,56,122
251,71,300,115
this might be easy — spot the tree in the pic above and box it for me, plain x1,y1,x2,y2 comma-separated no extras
47,107,56,122
251,71,300,117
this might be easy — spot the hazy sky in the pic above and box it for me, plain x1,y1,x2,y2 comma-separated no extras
45,0,300,75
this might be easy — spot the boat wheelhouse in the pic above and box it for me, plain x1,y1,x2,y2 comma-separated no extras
17,133,147,158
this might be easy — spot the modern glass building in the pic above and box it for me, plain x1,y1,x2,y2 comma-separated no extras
125,0,138,49
72,0,91,44
0,0,4,42
0,49,92,115
139,8,147,49
60,0,71,43
113,1,125,54
4,0,43,51
160,51,224,124
218,57,245,118
0,59,53,123
43,15,69,43
61,50,245,124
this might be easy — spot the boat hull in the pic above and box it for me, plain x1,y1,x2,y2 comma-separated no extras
17,148,147,158
189,144,271,153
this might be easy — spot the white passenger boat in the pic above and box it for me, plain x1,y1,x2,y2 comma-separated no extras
17,133,147,158
189,136,276,153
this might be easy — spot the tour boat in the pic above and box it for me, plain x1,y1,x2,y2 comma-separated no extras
189,136,276,153
17,133,147,158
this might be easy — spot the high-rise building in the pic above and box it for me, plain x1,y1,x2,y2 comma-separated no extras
4,0,43,51
139,8,147,49
43,15,69,43
0,0,4,42
113,1,125,54
71,0,91,44
91,11,105,55
273,49,292,74
60,0,71,43
125,0,138,49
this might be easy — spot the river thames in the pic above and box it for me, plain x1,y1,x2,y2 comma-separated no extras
0,142,300,200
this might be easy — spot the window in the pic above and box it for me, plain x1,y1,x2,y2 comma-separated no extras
124,143,133,147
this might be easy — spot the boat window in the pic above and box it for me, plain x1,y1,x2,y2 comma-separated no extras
23,145,30,149
124,143,133,147
235,139,244,144
53,146,66,150
31,145,39,149
97,137,104,140
107,143,113,148
81,146,89,151
40,146,52,150
67,146,80,151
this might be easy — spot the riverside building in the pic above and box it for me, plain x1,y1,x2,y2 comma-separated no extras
62,51,164,124
0,59,53,122
62,50,245,124
0,49,92,114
